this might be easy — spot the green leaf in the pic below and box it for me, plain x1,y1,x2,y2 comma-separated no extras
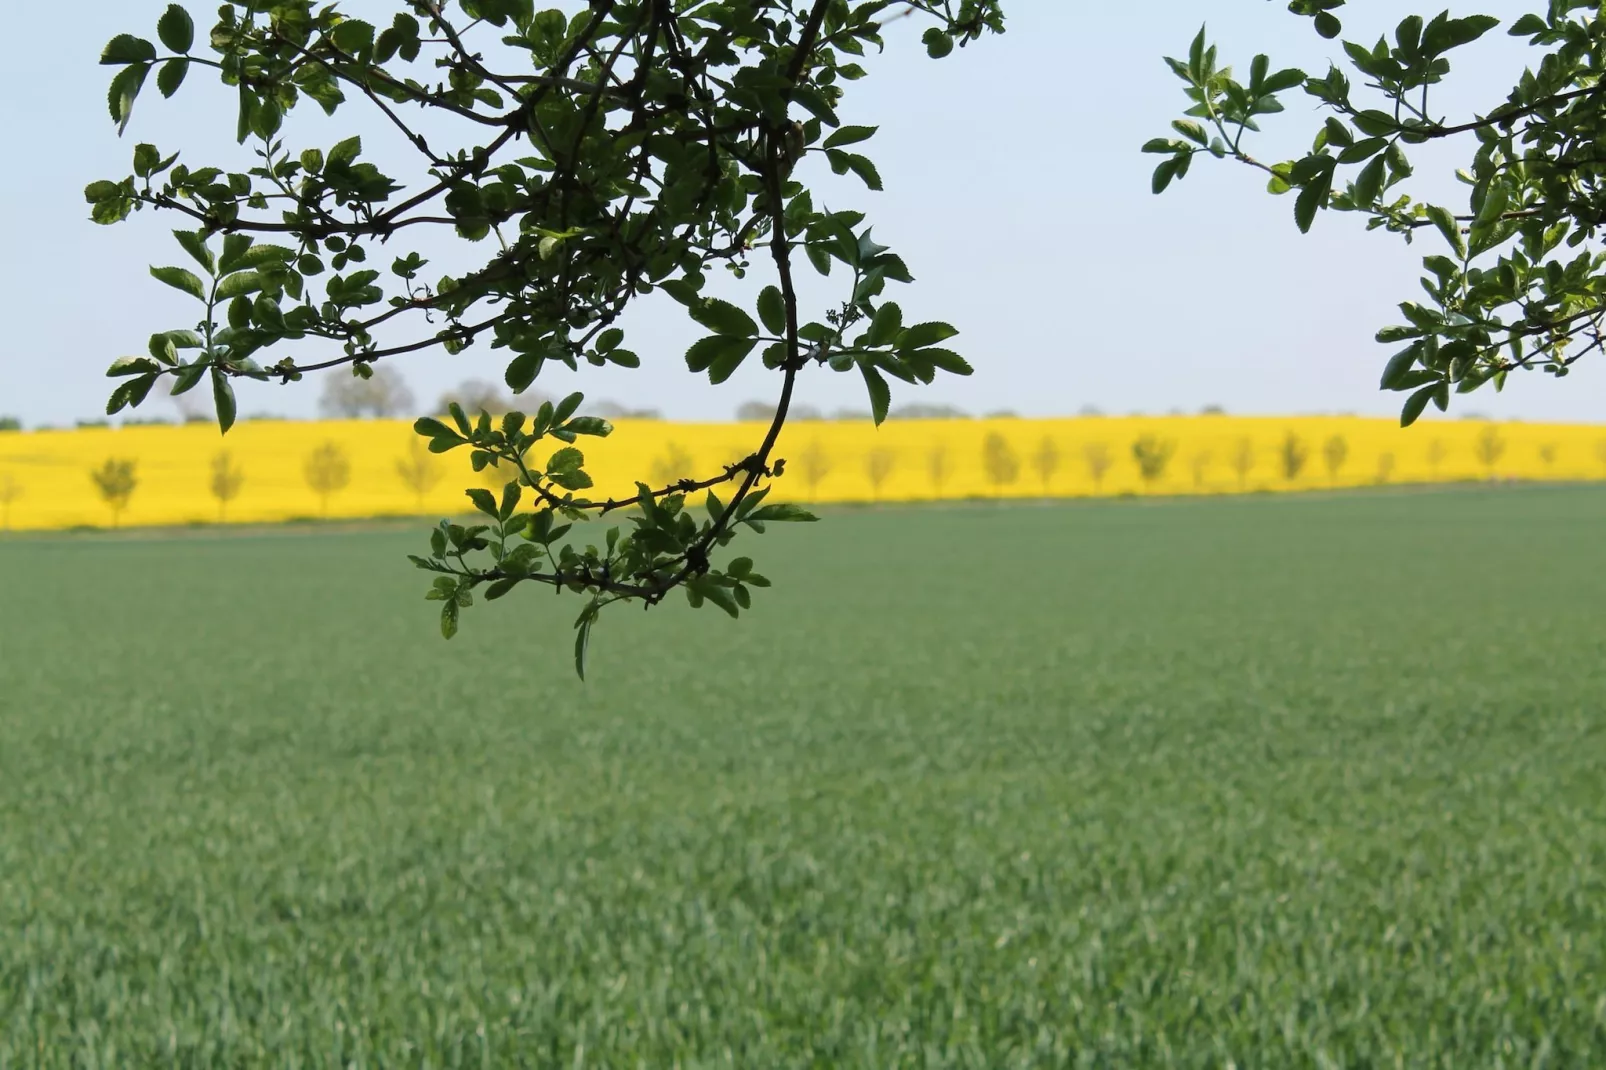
685,335,756,375
505,349,548,393
898,322,958,350
914,348,973,376
170,230,213,274
564,416,612,437
149,264,206,301
413,417,461,443
1313,12,1342,39
328,135,362,167
215,271,262,300
839,153,883,191
547,447,584,474
440,599,460,639
211,367,236,434
1352,155,1386,206
101,35,156,65
922,27,953,58
746,503,818,523
757,286,786,335
465,488,498,517
1424,204,1466,259
688,298,758,337
708,338,758,384
859,362,891,426
156,58,188,98
157,5,195,52
1400,383,1437,427
108,63,150,135
823,125,876,149
867,301,903,347
573,609,595,680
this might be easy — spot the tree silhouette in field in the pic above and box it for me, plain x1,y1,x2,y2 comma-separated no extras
1189,449,1213,490
319,365,415,419
1229,437,1255,491
1537,442,1559,474
1082,442,1114,493
395,437,443,511
304,442,352,516
1474,425,1506,478
89,458,137,528
0,473,20,530
1131,435,1176,490
796,440,832,500
1279,432,1310,482
927,442,952,497
1030,437,1061,493
981,434,1021,495
1376,452,1397,485
89,1,1003,672
1425,439,1448,480
650,444,697,489
1322,434,1349,483
1150,11,1606,425
865,446,897,500
208,451,244,522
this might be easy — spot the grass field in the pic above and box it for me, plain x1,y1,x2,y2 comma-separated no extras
2,487,1604,1067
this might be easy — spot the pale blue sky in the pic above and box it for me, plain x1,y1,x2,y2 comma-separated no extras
3,1,1597,427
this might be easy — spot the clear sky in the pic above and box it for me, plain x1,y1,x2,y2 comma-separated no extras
3,0,1597,427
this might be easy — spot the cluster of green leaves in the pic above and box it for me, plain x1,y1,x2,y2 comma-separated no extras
91,0,1003,672
1147,1,1606,426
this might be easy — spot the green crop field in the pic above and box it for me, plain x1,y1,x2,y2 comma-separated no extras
2,487,1604,1067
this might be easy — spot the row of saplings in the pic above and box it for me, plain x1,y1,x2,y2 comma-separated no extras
0,424,1583,530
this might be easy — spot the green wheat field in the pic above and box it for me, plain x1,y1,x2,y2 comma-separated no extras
2,487,1603,1067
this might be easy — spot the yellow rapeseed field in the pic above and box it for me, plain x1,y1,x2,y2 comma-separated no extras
2,414,1604,531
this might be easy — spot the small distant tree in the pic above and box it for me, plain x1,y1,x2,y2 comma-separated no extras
1474,425,1506,478
736,400,777,423
0,474,21,530
1426,438,1448,479
1031,436,1061,492
1229,437,1255,491
796,440,832,499
651,444,697,488
1537,442,1559,473
927,442,952,497
208,450,244,521
319,365,416,419
1322,434,1349,482
981,433,1021,495
865,446,897,499
304,442,351,516
1083,442,1114,492
1376,452,1396,485
0,417,20,432
1279,432,1310,482
1131,435,1176,490
1189,449,1213,490
395,437,443,511
89,458,137,527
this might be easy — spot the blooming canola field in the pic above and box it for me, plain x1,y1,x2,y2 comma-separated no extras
2,414,1604,530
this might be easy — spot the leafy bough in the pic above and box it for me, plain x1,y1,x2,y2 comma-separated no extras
89,1,1004,675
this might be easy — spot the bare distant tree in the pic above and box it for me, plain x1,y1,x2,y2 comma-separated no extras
736,400,776,423
1537,442,1559,473
304,441,352,515
927,442,952,496
1322,434,1349,482
651,443,696,487
1279,432,1310,482
1083,442,1113,492
1190,449,1212,490
319,365,416,419
1131,434,1176,490
89,458,137,527
209,451,244,522
0,473,21,530
865,446,897,499
589,400,663,420
1030,436,1061,492
981,433,1020,494
1425,438,1448,479
395,437,444,511
1229,437,1255,491
1473,425,1506,478
1199,404,1227,415
1375,452,1396,485
795,440,832,499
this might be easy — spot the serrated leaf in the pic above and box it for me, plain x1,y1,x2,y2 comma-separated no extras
211,367,236,433
823,125,876,149
157,58,189,98
157,5,194,52
102,34,157,65
465,487,498,516
859,362,891,426
898,322,958,350
108,63,150,135
149,264,206,301
757,286,786,335
689,298,758,338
